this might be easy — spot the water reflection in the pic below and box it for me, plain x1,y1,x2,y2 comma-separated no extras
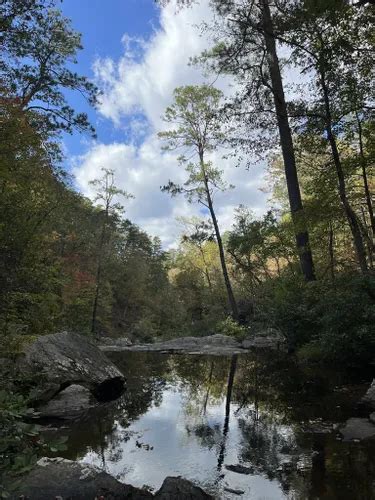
50,351,375,499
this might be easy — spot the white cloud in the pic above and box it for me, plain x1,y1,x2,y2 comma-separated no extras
73,0,268,247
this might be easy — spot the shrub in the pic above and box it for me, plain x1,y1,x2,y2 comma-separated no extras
216,316,247,340
263,272,375,365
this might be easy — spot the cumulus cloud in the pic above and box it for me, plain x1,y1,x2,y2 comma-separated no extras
72,0,268,247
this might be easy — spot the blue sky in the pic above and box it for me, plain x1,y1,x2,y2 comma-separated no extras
60,0,159,156
60,0,268,247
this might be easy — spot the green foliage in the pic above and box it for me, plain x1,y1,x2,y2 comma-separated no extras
216,316,247,340
0,387,67,494
263,273,375,364
1,0,98,146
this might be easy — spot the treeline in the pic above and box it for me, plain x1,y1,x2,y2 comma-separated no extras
0,105,185,341
0,1,184,343
1,0,375,364
160,0,375,364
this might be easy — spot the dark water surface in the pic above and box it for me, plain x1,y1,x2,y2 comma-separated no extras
55,352,375,499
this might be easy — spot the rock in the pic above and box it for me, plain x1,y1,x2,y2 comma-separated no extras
224,487,245,495
9,457,153,499
370,412,375,425
37,384,96,419
360,379,375,409
99,336,133,347
101,334,243,356
340,417,375,441
242,329,285,350
9,459,214,500
225,464,254,475
22,331,125,403
155,476,214,499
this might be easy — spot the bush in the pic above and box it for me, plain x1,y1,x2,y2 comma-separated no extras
0,387,67,497
216,316,247,341
263,272,375,365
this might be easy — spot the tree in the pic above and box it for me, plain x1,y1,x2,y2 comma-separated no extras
1,0,98,149
259,0,316,281
277,0,374,272
160,0,316,281
179,217,215,290
159,85,239,320
89,168,133,335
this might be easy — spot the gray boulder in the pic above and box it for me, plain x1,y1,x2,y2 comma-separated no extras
155,476,214,499
36,384,96,419
242,329,285,350
340,417,375,441
360,379,375,409
9,457,153,499
100,336,133,347
22,331,125,403
101,334,244,356
9,458,214,500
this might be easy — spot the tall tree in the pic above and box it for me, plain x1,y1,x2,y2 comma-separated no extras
160,0,316,281
277,0,374,272
259,0,315,280
89,168,133,335
1,0,98,150
159,85,239,320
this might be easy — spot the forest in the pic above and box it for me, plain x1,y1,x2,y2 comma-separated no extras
1,0,374,361
0,0,374,497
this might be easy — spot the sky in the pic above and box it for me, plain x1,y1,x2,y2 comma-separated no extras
61,0,269,248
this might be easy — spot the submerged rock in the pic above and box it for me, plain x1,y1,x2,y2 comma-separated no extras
9,458,214,500
340,417,375,441
22,331,125,403
224,487,245,495
225,464,254,475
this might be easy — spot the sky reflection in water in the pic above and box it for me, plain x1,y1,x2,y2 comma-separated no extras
60,352,375,499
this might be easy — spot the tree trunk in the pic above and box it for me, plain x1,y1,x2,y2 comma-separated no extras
357,113,375,238
260,0,316,282
200,153,239,320
328,223,335,281
319,72,368,273
91,208,108,335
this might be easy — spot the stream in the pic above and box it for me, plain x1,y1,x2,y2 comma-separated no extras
48,351,375,499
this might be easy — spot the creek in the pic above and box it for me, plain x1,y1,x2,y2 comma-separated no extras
47,351,375,499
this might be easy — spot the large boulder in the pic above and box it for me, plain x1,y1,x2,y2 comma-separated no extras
22,331,125,403
9,457,153,499
101,334,243,356
9,458,214,499
36,384,96,419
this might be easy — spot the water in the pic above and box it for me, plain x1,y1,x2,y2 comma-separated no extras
52,351,375,499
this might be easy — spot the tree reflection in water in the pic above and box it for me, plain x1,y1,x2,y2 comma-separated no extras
44,351,375,499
